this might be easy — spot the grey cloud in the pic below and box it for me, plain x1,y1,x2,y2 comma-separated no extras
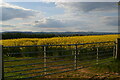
34,18,65,28
103,16,118,26
0,3,40,21
56,2,118,13
0,24,15,27
54,2,118,32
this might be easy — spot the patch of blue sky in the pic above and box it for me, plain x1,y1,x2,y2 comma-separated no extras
9,2,65,16
102,12,118,16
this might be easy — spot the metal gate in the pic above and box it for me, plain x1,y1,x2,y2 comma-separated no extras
2,41,116,79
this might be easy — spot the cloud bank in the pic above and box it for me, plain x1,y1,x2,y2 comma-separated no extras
56,2,117,13
0,3,41,21
34,18,65,28
1,2,118,32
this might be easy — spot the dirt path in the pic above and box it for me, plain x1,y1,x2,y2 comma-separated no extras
43,68,120,80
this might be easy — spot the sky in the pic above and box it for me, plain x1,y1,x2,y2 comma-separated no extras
0,1,119,32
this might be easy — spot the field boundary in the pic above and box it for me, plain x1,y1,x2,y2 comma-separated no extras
2,40,119,79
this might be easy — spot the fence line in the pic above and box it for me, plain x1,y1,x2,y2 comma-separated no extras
116,38,120,60
2,41,117,79
3,41,114,48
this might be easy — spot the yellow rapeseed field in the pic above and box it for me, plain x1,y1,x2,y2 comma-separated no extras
0,34,119,47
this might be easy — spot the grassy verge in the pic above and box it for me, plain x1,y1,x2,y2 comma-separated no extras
44,59,120,79
4,56,120,79
89,59,120,73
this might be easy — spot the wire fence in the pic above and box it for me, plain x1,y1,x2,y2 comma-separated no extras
2,41,116,79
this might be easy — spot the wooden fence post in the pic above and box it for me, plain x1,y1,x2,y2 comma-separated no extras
1,45,4,80
96,47,99,64
0,45,2,80
116,38,120,60
113,45,116,59
43,46,47,75
74,45,78,70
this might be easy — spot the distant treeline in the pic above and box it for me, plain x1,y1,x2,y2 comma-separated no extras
1,32,119,39
2,32,85,39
